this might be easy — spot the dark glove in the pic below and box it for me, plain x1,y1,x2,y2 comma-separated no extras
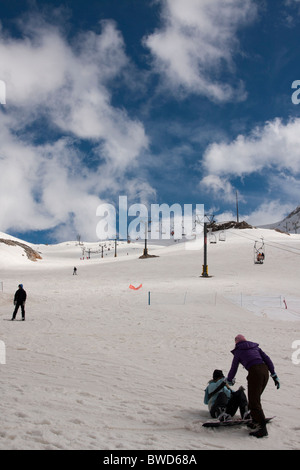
271,373,280,389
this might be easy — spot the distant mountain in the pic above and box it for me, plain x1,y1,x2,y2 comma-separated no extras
261,206,300,234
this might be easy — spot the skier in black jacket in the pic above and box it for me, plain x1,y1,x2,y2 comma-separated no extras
11,284,27,321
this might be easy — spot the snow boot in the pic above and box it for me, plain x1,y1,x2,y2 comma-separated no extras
213,406,226,419
217,411,231,422
247,420,258,429
249,422,268,438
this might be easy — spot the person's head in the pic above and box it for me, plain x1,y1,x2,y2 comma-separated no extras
235,334,246,344
212,369,224,381
18,284,23,289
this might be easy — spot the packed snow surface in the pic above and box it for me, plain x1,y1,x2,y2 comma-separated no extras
0,228,299,450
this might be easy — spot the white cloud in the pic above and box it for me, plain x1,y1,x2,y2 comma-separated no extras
0,15,150,240
144,0,256,101
0,119,104,240
213,201,293,227
245,200,294,226
199,117,300,225
215,211,236,223
0,19,148,167
200,174,237,203
202,117,300,177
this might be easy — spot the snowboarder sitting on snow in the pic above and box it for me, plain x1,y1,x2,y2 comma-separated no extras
11,284,27,321
226,334,280,438
204,369,248,421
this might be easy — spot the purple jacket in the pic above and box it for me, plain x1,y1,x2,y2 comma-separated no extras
227,341,275,382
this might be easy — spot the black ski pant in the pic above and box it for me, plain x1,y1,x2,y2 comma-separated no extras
226,388,248,418
210,388,248,418
12,302,25,320
247,363,269,425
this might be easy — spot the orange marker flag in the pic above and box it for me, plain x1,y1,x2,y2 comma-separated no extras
129,284,142,290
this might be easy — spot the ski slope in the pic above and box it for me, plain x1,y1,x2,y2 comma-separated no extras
0,228,299,450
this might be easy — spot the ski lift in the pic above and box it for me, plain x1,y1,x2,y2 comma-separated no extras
254,238,265,264
219,230,226,242
209,231,217,244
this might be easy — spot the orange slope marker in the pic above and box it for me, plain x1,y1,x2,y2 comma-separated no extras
129,284,143,290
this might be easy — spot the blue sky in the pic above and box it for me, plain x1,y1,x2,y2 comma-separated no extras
0,0,300,243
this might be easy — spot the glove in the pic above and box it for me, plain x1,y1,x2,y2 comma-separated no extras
225,377,235,386
271,373,280,389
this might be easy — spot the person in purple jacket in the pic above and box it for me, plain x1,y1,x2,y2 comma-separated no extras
226,334,280,438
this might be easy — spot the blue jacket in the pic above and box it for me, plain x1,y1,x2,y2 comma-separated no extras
204,378,231,410
227,341,275,382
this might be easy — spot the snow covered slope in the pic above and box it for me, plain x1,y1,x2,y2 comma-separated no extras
261,206,300,234
0,228,299,450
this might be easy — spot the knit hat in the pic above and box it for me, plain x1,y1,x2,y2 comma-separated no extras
213,369,224,380
18,284,23,288
235,334,246,344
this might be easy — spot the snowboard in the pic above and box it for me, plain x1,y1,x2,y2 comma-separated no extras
202,416,275,428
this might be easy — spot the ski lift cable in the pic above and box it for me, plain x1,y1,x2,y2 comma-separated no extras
235,230,300,252
195,219,300,254
234,232,300,256
229,230,299,255
227,229,300,256
259,238,300,252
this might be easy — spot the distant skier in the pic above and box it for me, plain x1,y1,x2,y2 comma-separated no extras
73,267,77,275
11,284,27,321
226,334,280,438
204,369,248,420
